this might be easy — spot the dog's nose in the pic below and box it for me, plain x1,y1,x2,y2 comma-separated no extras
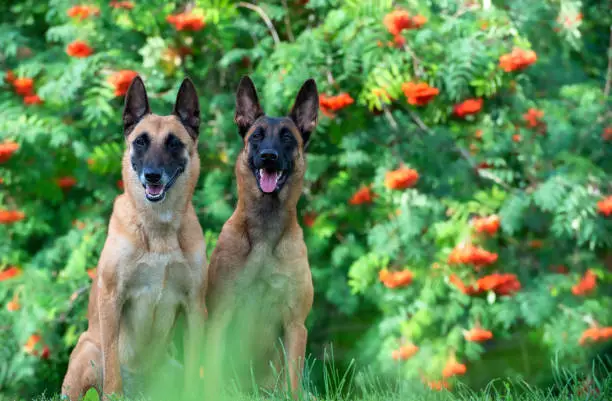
260,149,278,161
143,168,163,184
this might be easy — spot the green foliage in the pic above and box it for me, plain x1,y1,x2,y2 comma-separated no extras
1,0,611,399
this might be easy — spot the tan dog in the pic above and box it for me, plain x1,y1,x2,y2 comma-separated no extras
206,77,318,397
61,77,207,400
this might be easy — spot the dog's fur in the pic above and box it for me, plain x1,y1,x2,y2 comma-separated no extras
206,77,318,397
61,77,207,400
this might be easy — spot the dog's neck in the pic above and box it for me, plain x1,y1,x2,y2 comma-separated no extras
239,196,294,245
236,180,302,247
135,197,187,232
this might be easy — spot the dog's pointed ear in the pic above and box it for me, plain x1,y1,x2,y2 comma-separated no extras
289,79,319,148
123,76,151,136
235,76,264,137
173,78,200,139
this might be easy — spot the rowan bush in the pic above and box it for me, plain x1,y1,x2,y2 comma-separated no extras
0,0,611,398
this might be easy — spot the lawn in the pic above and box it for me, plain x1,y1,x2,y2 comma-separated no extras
29,380,612,401
27,358,612,401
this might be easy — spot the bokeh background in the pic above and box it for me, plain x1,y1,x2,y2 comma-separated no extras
1,0,611,399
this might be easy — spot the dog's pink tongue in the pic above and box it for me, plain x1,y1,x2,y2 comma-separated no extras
260,170,277,193
146,184,163,195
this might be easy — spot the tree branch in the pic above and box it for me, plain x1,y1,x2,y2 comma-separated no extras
326,69,336,86
368,134,402,163
280,0,295,42
559,304,596,326
382,105,399,131
407,108,514,190
401,42,424,78
237,2,281,47
58,286,89,323
604,25,612,98
406,109,433,135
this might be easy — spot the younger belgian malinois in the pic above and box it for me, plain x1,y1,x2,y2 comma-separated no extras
61,77,207,400
206,76,318,397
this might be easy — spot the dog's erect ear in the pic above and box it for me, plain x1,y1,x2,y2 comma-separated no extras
235,76,264,137
289,79,318,148
173,78,200,140
123,76,151,136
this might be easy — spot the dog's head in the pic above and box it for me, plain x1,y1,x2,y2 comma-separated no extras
122,76,200,204
234,76,318,199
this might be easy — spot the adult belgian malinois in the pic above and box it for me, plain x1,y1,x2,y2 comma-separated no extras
61,77,207,400
206,76,318,397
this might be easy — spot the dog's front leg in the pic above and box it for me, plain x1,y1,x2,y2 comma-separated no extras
283,321,308,398
203,302,234,399
183,301,206,400
98,281,122,399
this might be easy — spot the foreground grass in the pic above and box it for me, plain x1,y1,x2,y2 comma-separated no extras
31,382,612,401
30,364,612,401
22,351,612,401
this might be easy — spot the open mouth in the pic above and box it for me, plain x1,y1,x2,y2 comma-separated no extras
145,183,166,202
256,168,286,194
142,167,184,203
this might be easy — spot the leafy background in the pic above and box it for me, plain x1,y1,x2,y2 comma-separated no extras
1,0,611,399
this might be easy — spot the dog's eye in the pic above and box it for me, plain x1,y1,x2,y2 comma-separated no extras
251,130,264,141
166,135,183,151
133,135,148,148
282,131,294,143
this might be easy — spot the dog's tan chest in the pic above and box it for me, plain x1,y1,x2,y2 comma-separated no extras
231,243,305,313
118,250,203,370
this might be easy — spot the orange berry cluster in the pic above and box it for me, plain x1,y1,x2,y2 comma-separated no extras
4,73,43,105
578,327,612,346
66,40,94,58
472,215,500,235
383,9,427,47
401,82,439,106
319,93,354,118
572,269,597,296
384,167,419,190
107,70,139,96
0,141,19,163
378,269,414,289
597,196,612,216
167,12,206,31
453,98,483,118
450,273,521,296
0,266,22,281
499,48,537,72
448,244,498,267
66,5,100,20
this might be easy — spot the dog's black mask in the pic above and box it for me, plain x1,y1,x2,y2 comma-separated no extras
247,117,297,194
130,132,187,202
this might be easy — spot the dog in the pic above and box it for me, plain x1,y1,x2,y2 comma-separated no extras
205,76,318,398
61,76,207,400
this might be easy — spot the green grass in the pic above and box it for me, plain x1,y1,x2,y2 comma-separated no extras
29,357,612,401
30,379,612,401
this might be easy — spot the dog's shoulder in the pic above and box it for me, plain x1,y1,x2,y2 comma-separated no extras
179,203,206,250
275,221,306,259
207,213,250,292
97,195,142,277
213,214,250,254
107,194,138,236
